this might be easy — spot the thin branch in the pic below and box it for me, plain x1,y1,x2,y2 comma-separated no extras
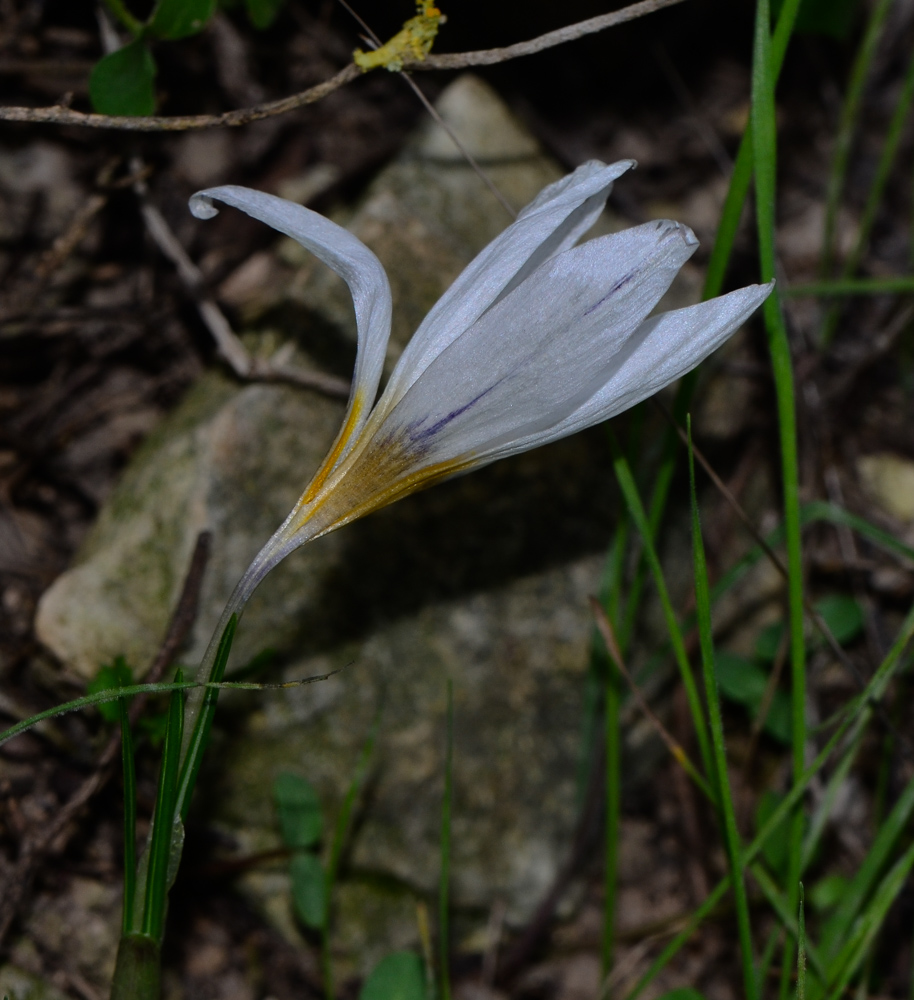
33,194,108,282
0,62,361,130
0,0,687,132
418,0,688,69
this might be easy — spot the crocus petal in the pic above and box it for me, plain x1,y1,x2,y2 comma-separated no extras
287,217,701,539
189,185,392,477
474,281,775,464
189,166,773,573
383,159,635,405
366,218,698,452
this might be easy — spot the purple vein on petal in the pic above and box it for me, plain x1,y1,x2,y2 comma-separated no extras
582,271,637,317
408,378,505,442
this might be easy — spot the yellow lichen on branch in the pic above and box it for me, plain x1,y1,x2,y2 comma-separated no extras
353,1,445,73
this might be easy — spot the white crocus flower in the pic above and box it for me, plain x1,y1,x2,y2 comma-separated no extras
185,159,771,696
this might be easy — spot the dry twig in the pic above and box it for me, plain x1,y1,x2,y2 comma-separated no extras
32,194,107,283
590,598,701,782
0,0,686,132
422,0,687,69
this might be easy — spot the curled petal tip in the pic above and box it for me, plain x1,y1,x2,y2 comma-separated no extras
654,219,698,248
189,193,219,220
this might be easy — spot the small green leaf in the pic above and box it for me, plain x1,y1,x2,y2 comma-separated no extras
714,652,792,744
89,41,157,116
754,621,784,662
360,952,426,1000
763,690,793,745
715,652,768,705
148,0,216,39
290,851,326,928
274,773,323,849
809,873,850,913
814,594,864,646
88,656,134,722
246,0,284,29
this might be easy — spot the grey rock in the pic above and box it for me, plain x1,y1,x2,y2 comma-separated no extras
210,556,601,946
36,372,347,678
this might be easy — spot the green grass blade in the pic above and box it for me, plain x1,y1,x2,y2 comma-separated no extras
141,669,185,942
118,697,138,936
797,884,807,1000
714,499,914,601
822,37,914,348
749,863,825,986
0,661,339,753
0,681,200,747
439,679,454,1000
627,596,914,1000
610,434,712,779
703,135,755,301
801,731,862,871
627,11,805,820
703,0,802,299
819,0,894,284
596,420,650,976
750,4,808,995
801,500,914,563
174,613,237,823
822,766,914,959
825,841,914,999
752,601,914,876
598,415,677,975
620,426,680,650
760,924,785,988
847,48,914,279
688,419,758,1000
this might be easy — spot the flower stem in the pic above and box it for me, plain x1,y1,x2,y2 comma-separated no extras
109,934,160,1000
